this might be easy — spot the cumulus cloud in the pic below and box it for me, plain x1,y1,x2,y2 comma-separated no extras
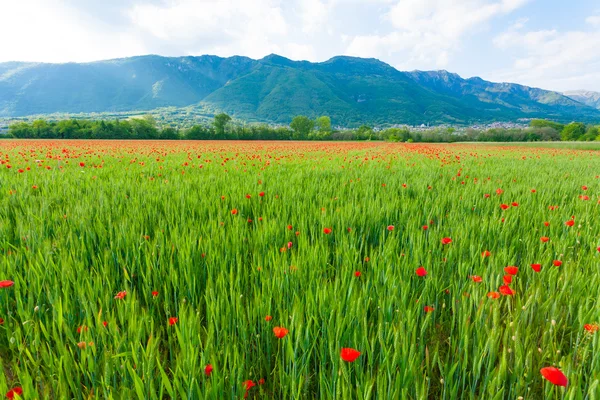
346,0,530,69
489,19,600,91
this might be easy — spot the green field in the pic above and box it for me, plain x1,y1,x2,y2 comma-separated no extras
0,140,599,399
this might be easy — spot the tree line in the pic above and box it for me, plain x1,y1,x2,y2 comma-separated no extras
5,114,600,142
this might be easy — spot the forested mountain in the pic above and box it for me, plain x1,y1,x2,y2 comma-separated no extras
1,54,598,126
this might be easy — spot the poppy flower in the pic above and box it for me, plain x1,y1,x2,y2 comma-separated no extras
540,237,549,243
540,367,568,387
231,209,238,215
0,318,4,325
511,202,519,207
544,221,550,227
584,324,599,333
77,325,88,334
287,241,293,249
484,194,491,198
265,315,272,322
415,267,428,277
470,275,482,283
245,194,251,199
500,204,510,210
6,387,23,399
169,317,178,326
387,225,394,231
503,275,512,285
565,219,575,227
499,285,514,296
114,291,127,300
582,186,588,191
504,266,518,275
597,246,600,252
422,225,428,230
258,192,265,197
496,188,503,195
243,380,256,398
0,280,15,289
323,228,332,235
273,326,289,339
441,237,452,245
487,291,500,299
258,378,265,385
102,321,108,327
347,227,352,232
287,225,293,230
481,250,491,257
79,162,85,167
205,364,213,377
354,271,361,277
424,306,435,313
553,260,562,267
152,291,159,297
340,347,361,362
530,264,542,272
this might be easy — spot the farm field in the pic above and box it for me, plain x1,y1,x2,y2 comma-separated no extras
0,140,599,399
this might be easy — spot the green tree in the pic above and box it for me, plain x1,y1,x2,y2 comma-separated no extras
213,113,232,137
561,122,586,141
290,116,314,140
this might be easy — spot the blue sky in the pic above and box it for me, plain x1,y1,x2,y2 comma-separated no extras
1,0,599,91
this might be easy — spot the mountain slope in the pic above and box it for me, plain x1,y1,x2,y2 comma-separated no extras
563,90,600,110
1,54,599,125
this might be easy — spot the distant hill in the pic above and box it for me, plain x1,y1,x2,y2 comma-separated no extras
563,90,600,110
1,54,599,126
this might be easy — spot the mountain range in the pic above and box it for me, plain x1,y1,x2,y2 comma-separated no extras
1,54,599,126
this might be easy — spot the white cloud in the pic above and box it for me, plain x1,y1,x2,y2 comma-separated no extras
346,0,530,70
0,0,144,63
587,15,600,26
489,20,600,91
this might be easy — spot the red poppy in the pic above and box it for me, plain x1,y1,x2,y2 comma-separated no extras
553,260,563,267
441,237,452,245
5,387,23,399
504,266,518,275
354,271,361,277
582,186,588,191
287,241,293,249
415,267,428,277
511,202,519,207
584,324,599,333
387,225,394,231
424,306,435,313
481,250,491,257
347,227,352,232
79,162,85,167
340,347,361,362
243,380,256,398
152,291,159,297
169,317,178,326
531,264,542,272
540,237,549,243
422,225,428,230
245,194,251,199
565,219,575,227
0,280,15,288
544,221,550,227
205,364,213,377
597,246,600,252
114,291,127,300
231,209,238,215
258,378,265,385
258,192,265,197
323,228,332,235
499,285,514,296
265,315,272,322
0,318,4,325
503,275,512,285
102,321,108,327
531,189,536,193
487,291,500,299
77,325,88,334
500,204,510,210
540,367,568,387
470,275,482,283
287,225,293,230
496,188,503,195
273,326,289,339
484,194,491,198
